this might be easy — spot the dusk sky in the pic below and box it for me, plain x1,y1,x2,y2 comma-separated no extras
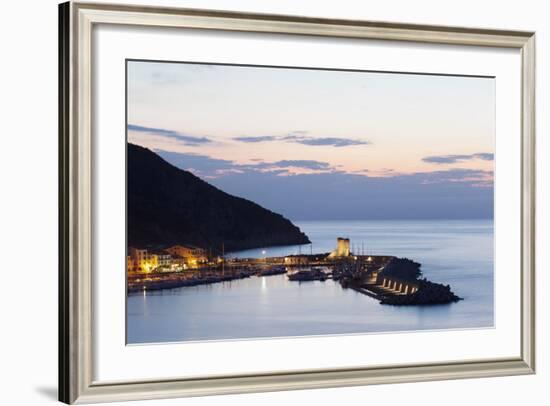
127,60,495,220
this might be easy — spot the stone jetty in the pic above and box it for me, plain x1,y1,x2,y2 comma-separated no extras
345,257,462,305
379,279,461,305
287,255,462,306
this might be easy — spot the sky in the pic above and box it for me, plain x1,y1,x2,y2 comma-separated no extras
127,60,495,220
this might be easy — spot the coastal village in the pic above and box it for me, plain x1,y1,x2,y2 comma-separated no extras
128,245,209,274
128,238,461,305
127,238,370,274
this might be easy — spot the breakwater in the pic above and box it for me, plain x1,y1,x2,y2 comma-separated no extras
285,256,461,305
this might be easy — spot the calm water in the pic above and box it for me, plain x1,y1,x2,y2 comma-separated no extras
127,219,494,344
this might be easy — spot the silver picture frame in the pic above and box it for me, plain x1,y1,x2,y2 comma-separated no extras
59,1,536,403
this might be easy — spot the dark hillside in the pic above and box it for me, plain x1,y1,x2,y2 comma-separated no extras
128,143,310,252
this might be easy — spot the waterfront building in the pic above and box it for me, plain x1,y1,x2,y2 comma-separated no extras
149,250,172,272
170,254,187,271
328,237,351,258
165,245,208,268
127,255,135,273
284,255,309,265
128,247,158,273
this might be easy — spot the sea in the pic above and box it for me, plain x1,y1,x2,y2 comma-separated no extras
127,219,494,344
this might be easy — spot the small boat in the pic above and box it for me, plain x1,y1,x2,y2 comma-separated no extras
288,268,327,282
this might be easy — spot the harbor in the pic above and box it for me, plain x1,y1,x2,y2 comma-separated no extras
128,237,461,305
127,219,493,343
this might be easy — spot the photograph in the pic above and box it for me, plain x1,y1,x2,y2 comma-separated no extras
126,60,495,344
0,0,543,404
51,1,538,404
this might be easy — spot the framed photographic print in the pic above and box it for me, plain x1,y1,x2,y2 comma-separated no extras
59,1,535,404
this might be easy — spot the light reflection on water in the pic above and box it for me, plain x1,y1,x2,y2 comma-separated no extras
127,219,494,344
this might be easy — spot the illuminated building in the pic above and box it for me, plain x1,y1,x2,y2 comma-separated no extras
127,256,135,273
283,255,309,265
149,250,172,272
170,254,187,271
128,247,158,273
165,245,208,268
328,238,351,258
